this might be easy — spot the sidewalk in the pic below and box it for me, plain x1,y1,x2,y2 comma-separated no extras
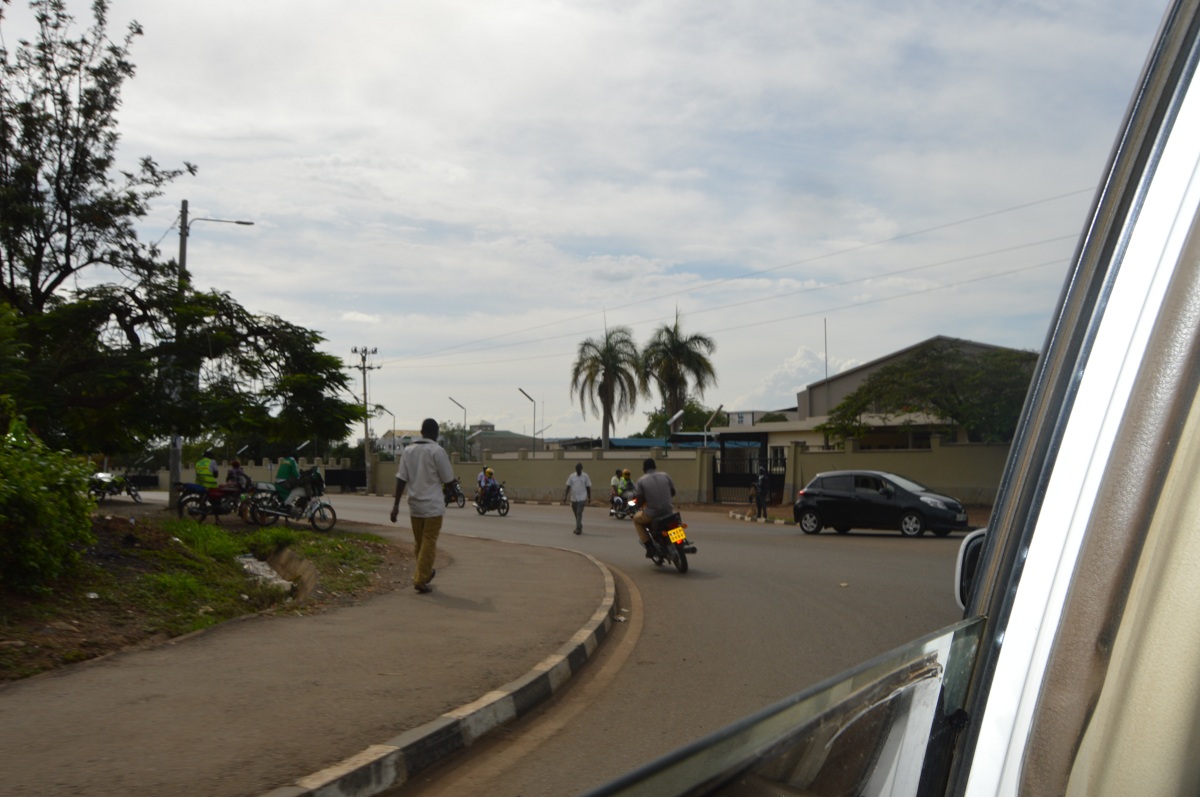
0,532,616,797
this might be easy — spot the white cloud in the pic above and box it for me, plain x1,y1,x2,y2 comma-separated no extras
1,0,1170,435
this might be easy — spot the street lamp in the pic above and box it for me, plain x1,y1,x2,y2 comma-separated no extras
518,388,536,453
448,396,467,459
704,404,724,450
375,404,396,455
168,199,254,504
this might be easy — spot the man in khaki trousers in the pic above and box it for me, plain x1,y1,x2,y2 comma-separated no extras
390,418,456,593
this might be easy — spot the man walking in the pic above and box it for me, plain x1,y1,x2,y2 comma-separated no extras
755,466,769,520
564,462,592,535
390,418,457,593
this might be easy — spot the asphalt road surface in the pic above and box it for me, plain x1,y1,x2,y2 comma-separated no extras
322,491,966,796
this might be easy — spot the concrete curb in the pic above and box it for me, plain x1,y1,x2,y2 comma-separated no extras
728,510,790,525
256,552,617,797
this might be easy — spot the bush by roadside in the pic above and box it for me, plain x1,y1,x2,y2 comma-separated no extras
0,505,407,681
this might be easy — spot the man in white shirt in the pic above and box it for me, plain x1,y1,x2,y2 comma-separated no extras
390,418,456,593
563,462,592,535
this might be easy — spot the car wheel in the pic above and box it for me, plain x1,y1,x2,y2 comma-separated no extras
835,526,851,534
798,509,822,535
899,511,925,537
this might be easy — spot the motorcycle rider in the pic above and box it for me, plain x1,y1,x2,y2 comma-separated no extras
195,449,219,488
619,468,635,498
479,468,499,509
276,454,306,511
227,459,253,492
633,458,676,558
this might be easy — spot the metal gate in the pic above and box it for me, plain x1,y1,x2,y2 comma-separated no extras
713,454,786,505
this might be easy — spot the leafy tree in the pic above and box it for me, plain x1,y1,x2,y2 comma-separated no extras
570,326,644,450
758,412,789,422
639,398,727,438
817,340,1037,444
0,1,362,454
641,312,717,434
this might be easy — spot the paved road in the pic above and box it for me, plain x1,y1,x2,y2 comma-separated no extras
329,492,966,795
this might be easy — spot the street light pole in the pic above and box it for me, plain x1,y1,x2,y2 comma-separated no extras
518,388,536,453
169,199,254,504
448,396,466,459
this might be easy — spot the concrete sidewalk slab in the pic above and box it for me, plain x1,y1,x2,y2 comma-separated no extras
0,534,614,797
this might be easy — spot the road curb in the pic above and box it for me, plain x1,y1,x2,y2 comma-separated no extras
256,551,617,797
728,510,790,525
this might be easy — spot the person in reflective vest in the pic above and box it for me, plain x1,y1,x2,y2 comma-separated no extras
195,450,219,488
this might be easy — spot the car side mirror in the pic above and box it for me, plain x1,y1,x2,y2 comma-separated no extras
879,485,894,497
955,528,988,611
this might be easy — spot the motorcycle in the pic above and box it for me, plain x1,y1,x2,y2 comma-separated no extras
174,481,251,524
444,479,466,508
475,482,510,516
89,469,142,504
249,467,337,531
609,491,636,520
638,503,697,574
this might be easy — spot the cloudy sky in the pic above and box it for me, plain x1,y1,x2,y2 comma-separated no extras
3,0,1172,439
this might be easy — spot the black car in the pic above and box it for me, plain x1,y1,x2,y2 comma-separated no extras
792,469,969,537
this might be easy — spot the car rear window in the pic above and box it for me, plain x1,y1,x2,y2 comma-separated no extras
820,475,853,492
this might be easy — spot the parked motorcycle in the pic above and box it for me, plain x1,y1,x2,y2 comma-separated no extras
89,469,142,504
475,482,510,516
249,467,337,531
174,481,251,524
641,506,696,574
444,479,466,508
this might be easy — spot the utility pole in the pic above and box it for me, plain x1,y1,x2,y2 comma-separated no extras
352,347,379,492
168,199,253,504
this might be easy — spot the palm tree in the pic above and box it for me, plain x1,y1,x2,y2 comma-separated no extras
641,312,717,435
570,326,644,450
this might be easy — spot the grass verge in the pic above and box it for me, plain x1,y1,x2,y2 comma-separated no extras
0,509,404,681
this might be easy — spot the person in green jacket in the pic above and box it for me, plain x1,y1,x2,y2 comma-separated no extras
195,450,219,488
275,455,304,509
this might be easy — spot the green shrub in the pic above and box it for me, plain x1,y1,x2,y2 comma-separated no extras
244,526,298,559
0,406,95,592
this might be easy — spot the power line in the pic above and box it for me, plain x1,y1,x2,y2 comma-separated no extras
384,232,1078,364
386,187,1093,365
389,257,1067,370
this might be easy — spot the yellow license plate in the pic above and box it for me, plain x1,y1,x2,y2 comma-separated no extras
667,526,686,544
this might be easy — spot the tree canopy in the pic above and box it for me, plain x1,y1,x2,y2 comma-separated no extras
639,398,727,438
817,339,1038,444
570,326,643,450
0,0,362,457
640,312,717,434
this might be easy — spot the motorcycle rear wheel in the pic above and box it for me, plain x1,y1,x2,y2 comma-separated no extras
476,502,486,515
309,503,337,531
672,544,689,574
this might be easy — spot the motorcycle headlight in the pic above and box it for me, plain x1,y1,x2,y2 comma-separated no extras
920,496,948,511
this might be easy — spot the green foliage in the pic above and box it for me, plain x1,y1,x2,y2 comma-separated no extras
641,398,728,438
0,404,95,592
817,340,1038,444
758,412,789,422
570,326,645,450
243,526,299,560
640,312,717,434
0,2,364,455
165,520,243,565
